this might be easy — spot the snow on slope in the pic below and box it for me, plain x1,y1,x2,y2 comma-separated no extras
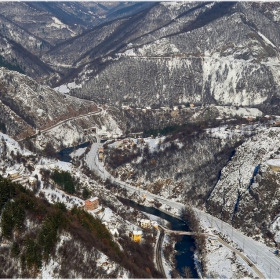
0,132,32,157
210,127,280,200
202,53,269,106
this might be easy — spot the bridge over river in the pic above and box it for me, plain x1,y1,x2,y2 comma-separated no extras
158,224,217,237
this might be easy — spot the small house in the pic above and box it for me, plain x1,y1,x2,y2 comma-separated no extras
190,103,195,108
28,176,37,186
8,170,19,179
151,221,159,229
132,231,142,242
110,228,119,237
98,148,104,153
84,197,99,211
140,219,151,228
98,153,104,161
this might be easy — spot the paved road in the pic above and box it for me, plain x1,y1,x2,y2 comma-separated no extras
217,237,265,279
87,142,280,279
18,106,103,142
197,211,280,279
155,229,166,277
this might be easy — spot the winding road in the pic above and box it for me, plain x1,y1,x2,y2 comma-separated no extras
18,106,103,142
155,229,166,277
85,141,280,278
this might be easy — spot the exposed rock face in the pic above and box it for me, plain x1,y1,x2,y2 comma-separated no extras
207,127,280,244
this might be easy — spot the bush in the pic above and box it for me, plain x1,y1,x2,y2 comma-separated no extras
0,55,25,74
43,143,57,158
1,200,25,238
11,242,20,257
52,170,75,194
82,188,90,199
0,123,6,133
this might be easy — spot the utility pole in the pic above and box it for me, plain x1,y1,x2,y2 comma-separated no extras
242,238,244,251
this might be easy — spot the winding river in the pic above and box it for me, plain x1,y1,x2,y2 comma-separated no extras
118,197,199,278
59,143,199,278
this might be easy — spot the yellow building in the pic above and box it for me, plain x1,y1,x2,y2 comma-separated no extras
132,231,142,242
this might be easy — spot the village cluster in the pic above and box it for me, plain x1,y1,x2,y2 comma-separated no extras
121,103,195,112
5,168,160,244
84,196,159,243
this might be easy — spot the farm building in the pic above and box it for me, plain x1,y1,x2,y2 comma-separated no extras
8,170,19,179
28,176,37,186
132,231,142,242
84,197,99,211
140,219,151,228
267,159,280,172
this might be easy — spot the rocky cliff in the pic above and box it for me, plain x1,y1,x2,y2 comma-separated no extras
207,127,280,245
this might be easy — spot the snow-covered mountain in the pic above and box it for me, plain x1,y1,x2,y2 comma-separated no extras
49,2,280,109
0,2,154,83
1,2,280,109
0,67,125,151
207,126,280,245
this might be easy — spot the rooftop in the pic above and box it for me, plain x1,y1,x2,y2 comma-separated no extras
140,219,150,223
88,197,98,202
267,159,280,167
8,170,19,175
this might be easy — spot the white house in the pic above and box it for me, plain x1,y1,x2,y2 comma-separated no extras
140,219,151,228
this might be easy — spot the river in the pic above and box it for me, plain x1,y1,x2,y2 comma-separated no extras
57,141,90,162
118,197,199,278
59,143,199,278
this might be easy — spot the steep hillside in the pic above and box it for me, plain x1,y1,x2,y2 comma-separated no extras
0,2,153,83
52,2,280,109
0,67,98,140
0,2,155,47
207,127,280,245
104,120,254,207
0,34,55,81
0,132,163,278
0,177,161,278
42,2,198,69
